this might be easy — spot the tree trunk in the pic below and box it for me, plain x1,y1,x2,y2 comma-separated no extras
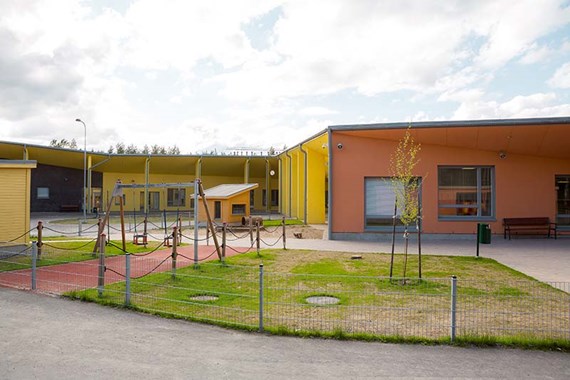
402,225,409,282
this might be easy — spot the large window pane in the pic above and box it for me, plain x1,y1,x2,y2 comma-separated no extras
365,177,422,229
438,166,494,219
167,188,185,207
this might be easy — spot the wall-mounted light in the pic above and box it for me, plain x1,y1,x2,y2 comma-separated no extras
499,151,507,159
269,170,276,176
337,143,343,150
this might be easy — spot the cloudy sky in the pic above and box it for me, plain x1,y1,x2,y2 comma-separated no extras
1,0,569,154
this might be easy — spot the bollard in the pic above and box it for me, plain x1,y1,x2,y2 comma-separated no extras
98,233,106,297
78,219,82,237
31,241,37,290
259,263,264,332
256,221,260,256
206,228,210,246
172,227,178,279
37,221,43,258
222,222,227,263
450,275,457,342
282,216,286,250
125,253,131,306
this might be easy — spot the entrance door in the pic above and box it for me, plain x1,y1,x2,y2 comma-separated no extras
214,201,222,219
149,191,160,211
556,175,570,227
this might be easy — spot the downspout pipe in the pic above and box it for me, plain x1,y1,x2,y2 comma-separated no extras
327,128,333,240
299,143,308,225
265,159,270,214
285,150,292,217
278,157,282,215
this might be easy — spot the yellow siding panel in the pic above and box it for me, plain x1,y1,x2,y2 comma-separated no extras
0,169,29,244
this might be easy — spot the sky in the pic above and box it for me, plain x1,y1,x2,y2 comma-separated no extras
1,0,570,155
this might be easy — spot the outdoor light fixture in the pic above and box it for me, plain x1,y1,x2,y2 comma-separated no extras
337,143,343,150
499,151,507,159
270,170,276,176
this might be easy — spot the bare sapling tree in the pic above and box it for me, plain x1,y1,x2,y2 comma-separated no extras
390,127,422,281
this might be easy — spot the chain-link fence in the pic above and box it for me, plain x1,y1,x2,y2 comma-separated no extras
1,241,569,342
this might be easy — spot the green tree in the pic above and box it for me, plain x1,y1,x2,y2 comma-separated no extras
390,126,422,279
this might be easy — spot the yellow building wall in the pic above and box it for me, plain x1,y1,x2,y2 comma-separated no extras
306,147,326,224
278,135,328,224
102,172,277,214
0,163,34,244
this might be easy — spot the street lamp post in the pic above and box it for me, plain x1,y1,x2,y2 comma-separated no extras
75,118,87,220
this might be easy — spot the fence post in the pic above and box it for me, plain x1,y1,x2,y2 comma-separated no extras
282,216,286,250
259,263,264,333
98,233,106,297
450,275,457,342
37,221,43,258
172,227,178,279
31,241,37,290
256,222,260,256
222,222,227,263
125,253,131,306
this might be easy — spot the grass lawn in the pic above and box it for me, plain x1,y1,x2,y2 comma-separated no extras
263,218,304,227
69,249,570,349
0,240,167,272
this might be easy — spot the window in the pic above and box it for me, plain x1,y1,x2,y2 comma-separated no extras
438,166,494,219
167,188,186,207
262,189,279,207
365,178,406,230
232,204,246,215
189,198,195,212
37,187,49,199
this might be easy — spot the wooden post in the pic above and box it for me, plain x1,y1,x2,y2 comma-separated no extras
256,221,260,256
98,233,106,297
197,180,222,260
282,216,286,250
178,217,182,244
249,216,253,245
37,221,43,258
222,222,226,263
93,181,119,253
172,227,178,279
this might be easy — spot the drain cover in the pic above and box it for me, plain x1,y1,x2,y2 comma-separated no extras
306,296,340,305
189,295,219,301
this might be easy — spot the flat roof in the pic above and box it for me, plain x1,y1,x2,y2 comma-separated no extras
329,116,570,131
202,183,259,199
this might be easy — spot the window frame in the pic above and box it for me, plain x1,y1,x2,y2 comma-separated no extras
364,176,422,231
437,165,496,221
231,203,246,215
167,188,186,207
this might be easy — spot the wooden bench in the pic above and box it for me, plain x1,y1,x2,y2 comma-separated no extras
503,217,557,240
60,204,80,212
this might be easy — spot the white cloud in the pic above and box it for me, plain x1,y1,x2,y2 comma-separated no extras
548,62,570,88
452,92,570,120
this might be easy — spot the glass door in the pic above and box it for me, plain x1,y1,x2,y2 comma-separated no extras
556,175,570,227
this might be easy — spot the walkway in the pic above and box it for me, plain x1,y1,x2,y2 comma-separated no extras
1,287,568,379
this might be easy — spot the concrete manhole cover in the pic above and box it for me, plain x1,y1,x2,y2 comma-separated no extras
306,296,340,305
189,295,219,301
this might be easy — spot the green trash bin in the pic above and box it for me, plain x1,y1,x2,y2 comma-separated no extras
477,223,491,244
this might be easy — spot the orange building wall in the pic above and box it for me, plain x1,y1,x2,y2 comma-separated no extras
331,132,570,235
198,191,251,224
